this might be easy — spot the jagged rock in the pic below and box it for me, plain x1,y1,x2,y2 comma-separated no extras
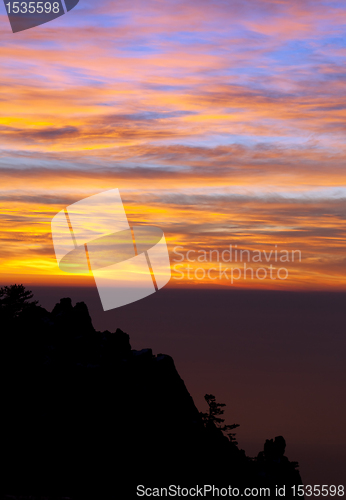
2,295,303,499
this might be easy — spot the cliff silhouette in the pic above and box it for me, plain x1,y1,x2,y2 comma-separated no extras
1,286,303,499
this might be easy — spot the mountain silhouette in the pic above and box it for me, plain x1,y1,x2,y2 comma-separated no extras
1,285,303,499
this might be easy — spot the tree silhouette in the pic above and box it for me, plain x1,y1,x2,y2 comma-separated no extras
200,394,240,444
0,284,38,319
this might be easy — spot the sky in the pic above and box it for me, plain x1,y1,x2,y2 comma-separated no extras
0,0,345,290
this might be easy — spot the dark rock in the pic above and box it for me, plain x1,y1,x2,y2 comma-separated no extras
2,293,303,499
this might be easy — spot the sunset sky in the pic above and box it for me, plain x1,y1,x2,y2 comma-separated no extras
1,1,346,489
1,0,345,290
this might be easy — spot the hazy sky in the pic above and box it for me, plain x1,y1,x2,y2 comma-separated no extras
0,0,345,289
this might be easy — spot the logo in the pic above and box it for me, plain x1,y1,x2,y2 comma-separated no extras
4,0,79,33
51,189,171,311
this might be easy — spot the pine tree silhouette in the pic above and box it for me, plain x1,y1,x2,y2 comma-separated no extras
0,284,38,319
200,394,240,444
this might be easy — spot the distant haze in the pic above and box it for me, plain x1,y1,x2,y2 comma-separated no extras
18,285,346,489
